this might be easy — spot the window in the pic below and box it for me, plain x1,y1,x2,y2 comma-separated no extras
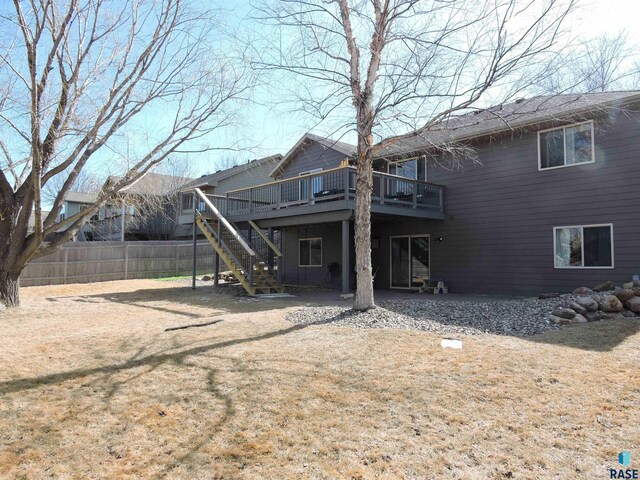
539,121,594,170
299,238,322,267
554,224,613,268
299,168,323,198
182,193,194,211
387,157,427,181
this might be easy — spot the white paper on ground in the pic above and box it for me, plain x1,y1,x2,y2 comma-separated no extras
441,339,463,349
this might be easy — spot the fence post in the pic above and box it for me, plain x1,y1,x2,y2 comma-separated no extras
124,244,129,280
175,244,180,275
63,248,69,284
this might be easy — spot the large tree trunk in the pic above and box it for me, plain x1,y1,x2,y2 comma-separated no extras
353,139,375,311
0,269,21,308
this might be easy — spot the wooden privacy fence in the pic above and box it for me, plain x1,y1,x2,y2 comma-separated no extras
21,241,216,287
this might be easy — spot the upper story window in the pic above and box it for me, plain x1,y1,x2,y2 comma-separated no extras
538,121,594,170
387,157,427,181
554,224,613,269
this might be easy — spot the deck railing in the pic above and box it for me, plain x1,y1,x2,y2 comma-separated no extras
222,166,443,216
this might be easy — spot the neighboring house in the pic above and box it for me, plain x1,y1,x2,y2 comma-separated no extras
177,154,283,226
60,172,192,241
189,91,640,296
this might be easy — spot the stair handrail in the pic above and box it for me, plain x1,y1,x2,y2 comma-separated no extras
248,220,282,257
195,211,245,272
195,188,255,256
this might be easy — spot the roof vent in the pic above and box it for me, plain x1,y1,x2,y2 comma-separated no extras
515,97,526,104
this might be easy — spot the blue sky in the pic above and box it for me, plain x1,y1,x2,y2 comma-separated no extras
195,0,640,178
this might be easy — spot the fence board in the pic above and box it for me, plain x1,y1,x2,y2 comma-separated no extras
21,241,216,287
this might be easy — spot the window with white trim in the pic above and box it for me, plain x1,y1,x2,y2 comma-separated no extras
299,238,322,267
554,224,613,268
539,121,594,170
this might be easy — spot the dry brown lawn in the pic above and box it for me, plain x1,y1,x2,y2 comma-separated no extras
1,279,639,479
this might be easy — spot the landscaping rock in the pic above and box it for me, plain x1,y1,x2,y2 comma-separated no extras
575,297,599,312
633,287,640,296
614,289,636,302
621,310,638,318
287,298,560,337
600,312,624,320
538,293,560,299
551,315,572,325
573,313,588,323
583,311,602,322
573,287,593,295
552,307,576,319
599,295,623,312
593,281,615,292
201,275,212,281
625,296,640,313
569,302,587,315
623,282,633,289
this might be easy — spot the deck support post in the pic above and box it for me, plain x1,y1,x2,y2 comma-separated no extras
213,252,219,286
192,206,197,290
341,219,350,294
268,227,275,271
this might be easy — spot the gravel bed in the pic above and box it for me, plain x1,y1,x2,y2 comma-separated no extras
286,298,564,336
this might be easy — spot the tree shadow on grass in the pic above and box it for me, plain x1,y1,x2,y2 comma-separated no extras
526,318,640,352
44,283,297,319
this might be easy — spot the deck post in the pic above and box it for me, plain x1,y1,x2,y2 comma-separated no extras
213,251,219,286
249,255,255,288
341,219,350,294
268,227,275,271
192,206,197,290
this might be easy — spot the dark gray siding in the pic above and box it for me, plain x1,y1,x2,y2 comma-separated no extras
280,223,355,288
216,162,276,194
280,142,348,179
374,109,640,295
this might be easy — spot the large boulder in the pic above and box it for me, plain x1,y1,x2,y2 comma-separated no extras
599,295,624,312
625,297,640,313
583,311,602,322
593,281,616,292
551,316,573,326
573,313,588,324
614,289,636,302
569,302,587,315
573,287,593,295
552,307,576,319
575,297,599,312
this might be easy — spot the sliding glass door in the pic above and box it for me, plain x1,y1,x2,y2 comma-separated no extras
390,235,430,289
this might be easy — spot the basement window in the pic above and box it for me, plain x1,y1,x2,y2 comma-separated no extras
539,121,594,170
299,238,322,267
554,224,613,268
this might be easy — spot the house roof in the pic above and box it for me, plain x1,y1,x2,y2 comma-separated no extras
64,191,99,204
186,154,284,190
269,133,356,177
108,172,193,196
377,91,640,158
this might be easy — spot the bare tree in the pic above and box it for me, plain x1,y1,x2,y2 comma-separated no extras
42,168,102,206
537,32,637,94
0,0,253,307
253,0,575,310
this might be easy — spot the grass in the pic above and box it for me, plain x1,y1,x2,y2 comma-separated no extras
1,279,639,479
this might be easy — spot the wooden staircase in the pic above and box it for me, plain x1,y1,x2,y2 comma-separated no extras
194,191,284,296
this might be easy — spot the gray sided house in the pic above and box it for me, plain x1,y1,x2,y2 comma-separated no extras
190,91,640,296
60,172,192,241
177,154,284,226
